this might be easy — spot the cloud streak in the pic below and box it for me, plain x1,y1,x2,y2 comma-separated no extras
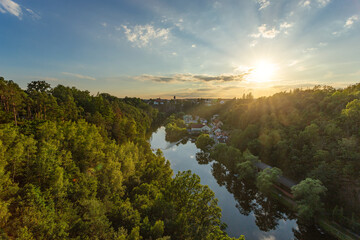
135,72,252,83
0,0,22,19
317,0,331,7
62,72,96,81
250,21,293,39
299,0,331,8
344,15,359,28
257,0,270,10
250,24,280,39
333,15,359,36
121,24,170,47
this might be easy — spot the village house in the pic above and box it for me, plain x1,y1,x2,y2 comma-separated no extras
213,119,223,128
214,128,222,136
200,118,207,124
190,124,211,133
152,98,165,105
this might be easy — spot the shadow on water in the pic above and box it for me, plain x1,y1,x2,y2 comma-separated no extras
150,127,335,240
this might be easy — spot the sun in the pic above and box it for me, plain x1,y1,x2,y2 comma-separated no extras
248,60,277,83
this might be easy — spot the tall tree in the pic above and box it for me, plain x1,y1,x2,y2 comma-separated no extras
291,178,327,219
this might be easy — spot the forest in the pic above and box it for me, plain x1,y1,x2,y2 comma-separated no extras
0,77,244,240
187,84,360,233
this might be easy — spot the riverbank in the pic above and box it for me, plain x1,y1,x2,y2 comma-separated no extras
272,186,360,240
151,126,336,239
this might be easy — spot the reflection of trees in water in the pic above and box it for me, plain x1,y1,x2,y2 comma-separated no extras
292,222,330,240
253,194,285,232
179,138,189,145
233,180,257,216
211,162,229,187
196,151,212,165
211,160,295,232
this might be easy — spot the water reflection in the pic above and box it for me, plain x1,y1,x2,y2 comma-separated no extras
150,127,335,240
196,151,212,165
211,161,294,232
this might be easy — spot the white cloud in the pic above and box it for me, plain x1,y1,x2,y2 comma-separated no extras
0,0,22,19
101,22,107,27
344,15,359,28
250,24,280,39
317,0,331,7
301,0,311,7
280,22,293,29
191,44,196,48
257,0,270,10
332,15,359,37
250,21,293,39
260,236,276,240
299,0,331,8
62,72,96,81
122,24,170,47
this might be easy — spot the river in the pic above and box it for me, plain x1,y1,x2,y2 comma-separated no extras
150,127,335,240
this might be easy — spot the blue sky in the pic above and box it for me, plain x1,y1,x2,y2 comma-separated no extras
1,0,359,98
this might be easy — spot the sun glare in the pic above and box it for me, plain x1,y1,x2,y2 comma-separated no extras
248,60,277,83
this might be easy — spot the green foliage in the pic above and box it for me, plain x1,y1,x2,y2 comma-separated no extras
165,116,187,142
236,150,259,180
150,220,165,239
162,171,244,240
236,161,256,181
291,178,327,219
0,78,26,125
211,144,243,172
256,167,282,194
201,84,360,218
0,77,240,240
1,78,157,144
196,133,215,151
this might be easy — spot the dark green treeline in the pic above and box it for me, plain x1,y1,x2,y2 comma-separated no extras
0,77,244,240
189,84,360,232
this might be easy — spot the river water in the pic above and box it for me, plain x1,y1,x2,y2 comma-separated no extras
150,127,335,240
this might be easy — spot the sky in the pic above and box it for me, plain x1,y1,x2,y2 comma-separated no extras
0,0,360,98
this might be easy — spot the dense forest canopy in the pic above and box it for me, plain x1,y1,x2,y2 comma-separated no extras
188,84,360,222
0,77,244,240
